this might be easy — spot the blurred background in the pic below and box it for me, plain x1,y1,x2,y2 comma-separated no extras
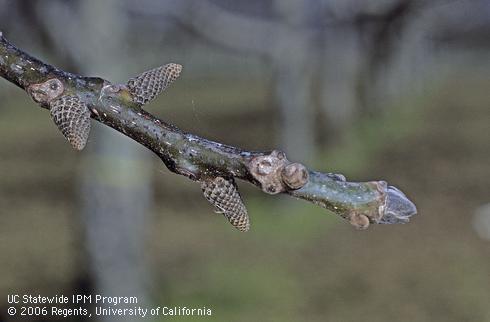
0,0,489,321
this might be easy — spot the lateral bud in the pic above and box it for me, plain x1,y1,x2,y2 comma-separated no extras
349,213,370,230
248,150,309,194
281,163,309,190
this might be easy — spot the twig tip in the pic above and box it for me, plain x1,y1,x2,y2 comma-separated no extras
379,186,417,224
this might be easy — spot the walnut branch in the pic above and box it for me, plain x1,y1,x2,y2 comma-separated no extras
0,33,417,230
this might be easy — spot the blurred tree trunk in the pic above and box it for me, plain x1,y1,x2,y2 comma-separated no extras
318,26,362,138
37,0,152,318
78,2,152,317
271,0,316,161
